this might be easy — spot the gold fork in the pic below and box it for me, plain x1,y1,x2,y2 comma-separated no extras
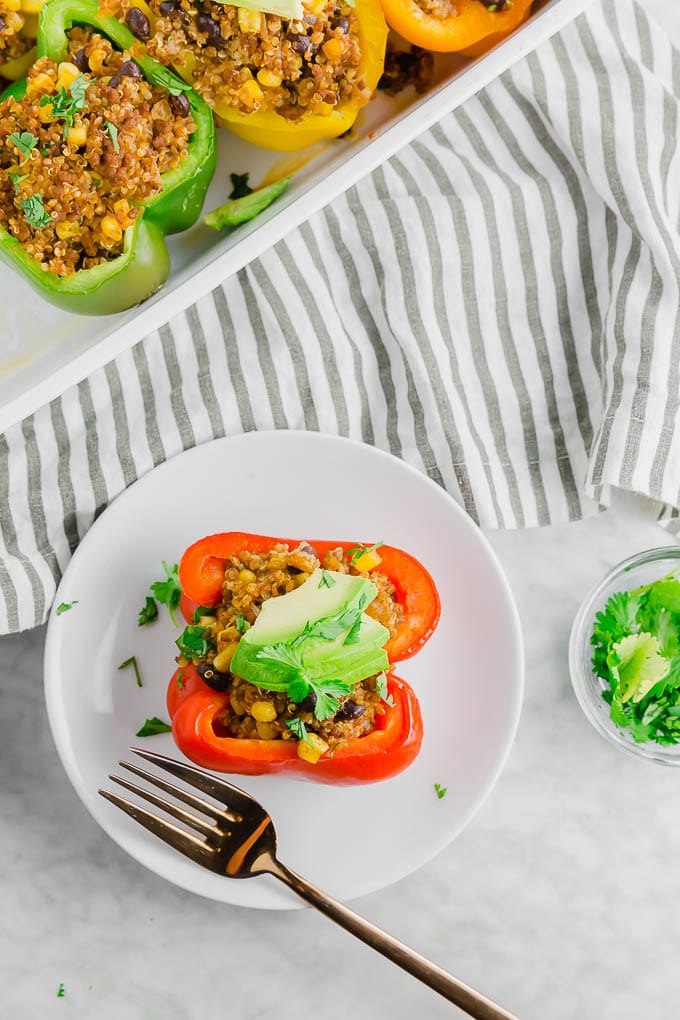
100,747,520,1020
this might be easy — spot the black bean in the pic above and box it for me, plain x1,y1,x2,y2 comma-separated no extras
196,663,230,692
72,47,89,71
0,16,6,31
159,0,179,12
331,15,349,31
196,12,225,45
297,691,317,713
169,92,191,117
303,13,316,24
336,699,365,721
125,6,151,39
289,32,310,53
110,58,142,90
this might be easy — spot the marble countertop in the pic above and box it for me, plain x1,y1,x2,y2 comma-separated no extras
3,1,679,1017
3,494,680,1020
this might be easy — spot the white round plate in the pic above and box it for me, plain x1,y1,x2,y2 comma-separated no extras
44,432,523,909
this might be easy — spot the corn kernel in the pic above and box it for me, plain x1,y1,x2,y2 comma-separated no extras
251,700,277,723
38,102,54,123
297,732,329,765
293,571,310,587
101,214,123,242
256,68,282,88
88,47,108,74
322,38,343,62
5,10,23,31
238,568,256,583
237,6,262,32
113,198,134,227
67,123,87,147
305,0,326,13
256,721,278,740
4,0,22,12
27,70,54,98
57,61,80,89
55,220,80,240
316,101,335,117
352,549,382,572
238,78,264,107
213,642,238,673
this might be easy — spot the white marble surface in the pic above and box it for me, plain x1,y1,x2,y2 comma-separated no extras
3,0,680,1017
3,495,680,1020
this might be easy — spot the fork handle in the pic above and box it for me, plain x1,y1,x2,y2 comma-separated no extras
265,858,519,1020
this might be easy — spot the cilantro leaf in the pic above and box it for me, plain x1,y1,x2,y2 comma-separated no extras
434,783,447,800
286,716,312,744
118,655,143,687
56,600,78,615
9,171,28,190
229,172,253,199
104,119,119,153
136,716,172,737
343,614,363,645
609,633,669,704
138,596,158,626
192,604,217,624
176,667,185,690
150,561,181,626
57,983,65,998
376,671,394,707
146,64,192,96
8,130,38,161
345,542,384,568
20,194,52,230
235,613,250,633
307,677,355,721
318,569,336,589
176,624,210,660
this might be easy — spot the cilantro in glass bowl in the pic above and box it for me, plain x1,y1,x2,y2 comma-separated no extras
569,547,680,765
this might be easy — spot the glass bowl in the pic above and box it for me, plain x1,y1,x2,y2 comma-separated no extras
569,546,680,766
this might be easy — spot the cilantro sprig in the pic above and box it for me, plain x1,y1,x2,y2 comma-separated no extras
150,561,181,626
176,624,211,660
41,73,94,140
591,573,680,745
136,716,172,737
8,130,38,161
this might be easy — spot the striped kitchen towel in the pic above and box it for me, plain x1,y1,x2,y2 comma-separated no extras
1,0,678,632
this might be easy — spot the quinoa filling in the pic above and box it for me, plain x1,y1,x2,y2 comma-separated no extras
413,0,510,21
0,0,34,62
0,27,195,276
100,0,369,121
177,542,403,749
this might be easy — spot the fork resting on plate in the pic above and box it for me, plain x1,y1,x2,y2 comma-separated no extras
100,748,519,1020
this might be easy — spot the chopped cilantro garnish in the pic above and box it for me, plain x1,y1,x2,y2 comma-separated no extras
318,569,336,589
8,130,38,161
591,572,680,745
136,716,172,737
118,655,143,687
343,614,363,645
286,716,312,745
176,624,210,660
176,667,186,690
56,600,78,615
138,596,159,627
434,783,447,800
42,74,93,140
57,983,65,998
235,613,250,633
345,542,384,567
376,671,394,707
20,193,52,230
229,172,253,199
150,561,181,626
9,171,28,190
192,604,217,624
104,120,120,153
254,642,355,720
146,64,192,96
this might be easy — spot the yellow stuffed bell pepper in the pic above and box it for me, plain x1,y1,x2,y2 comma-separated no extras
378,0,533,54
0,0,48,80
172,0,388,152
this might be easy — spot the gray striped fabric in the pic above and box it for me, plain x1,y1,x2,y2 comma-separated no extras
0,0,677,633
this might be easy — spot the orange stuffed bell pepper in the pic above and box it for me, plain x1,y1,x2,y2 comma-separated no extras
379,0,533,54
166,531,439,784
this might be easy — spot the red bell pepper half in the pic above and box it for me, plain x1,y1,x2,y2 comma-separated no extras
167,664,423,785
178,531,440,661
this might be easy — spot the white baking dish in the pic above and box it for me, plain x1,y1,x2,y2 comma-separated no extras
0,0,590,432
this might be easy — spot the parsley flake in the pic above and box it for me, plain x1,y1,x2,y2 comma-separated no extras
56,600,78,615
434,783,447,800
138,596,159,627
318,569,336,589
136,716,172,737
118,655,143,688
8,130,38,161
20,193,52,230
150,561,181,626
103,120,119,153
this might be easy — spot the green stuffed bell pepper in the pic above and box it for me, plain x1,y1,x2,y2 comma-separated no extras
0,0,216,315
